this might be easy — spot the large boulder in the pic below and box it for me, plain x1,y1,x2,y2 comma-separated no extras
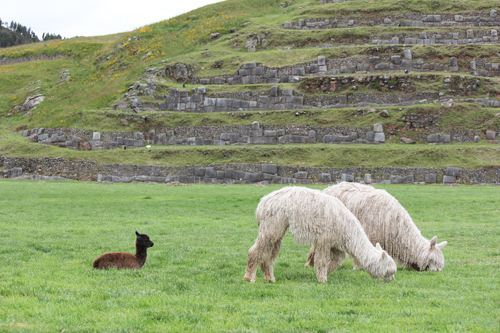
165,63,199,83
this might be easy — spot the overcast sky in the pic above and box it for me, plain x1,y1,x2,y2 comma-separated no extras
2,0,226,39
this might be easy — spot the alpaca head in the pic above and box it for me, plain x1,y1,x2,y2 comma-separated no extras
135,231,154,248
369,243,397,281
420,236,447,271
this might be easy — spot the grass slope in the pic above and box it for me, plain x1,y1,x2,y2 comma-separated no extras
0,181,499,332
1,0,500,169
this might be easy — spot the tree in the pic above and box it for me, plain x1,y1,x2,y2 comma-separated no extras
0,20,61,48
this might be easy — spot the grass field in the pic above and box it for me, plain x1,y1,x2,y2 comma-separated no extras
1,180,499,332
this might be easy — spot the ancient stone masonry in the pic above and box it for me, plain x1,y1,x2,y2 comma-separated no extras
284,11,500,30
20,128,146,151
166,86,307,112
470,59,500,77
418,128,499,143
2,156,500,185
191,55,466,88
372,29,498,45
0,54,70,66
20,122,384,149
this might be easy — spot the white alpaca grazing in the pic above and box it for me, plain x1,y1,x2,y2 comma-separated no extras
243,187,397,283
306,182,447,271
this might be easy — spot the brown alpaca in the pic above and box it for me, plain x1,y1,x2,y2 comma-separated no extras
93,231,154,269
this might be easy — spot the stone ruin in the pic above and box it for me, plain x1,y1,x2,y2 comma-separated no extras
20,122,387,151
284,11,500,30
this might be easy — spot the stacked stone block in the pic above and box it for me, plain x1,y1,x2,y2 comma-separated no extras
427,133,451,144
398,29,498,45
165,86,306,113
443,167,460,184
470,59,500,77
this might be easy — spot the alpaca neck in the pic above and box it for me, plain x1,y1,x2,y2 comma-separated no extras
398,216,430,270
345,221,380,269
135,243,148,267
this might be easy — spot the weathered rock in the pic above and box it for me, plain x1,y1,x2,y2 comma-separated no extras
400,137,416,144
262,164,277,174
443,175,456,184
165,63,198,83
78,141,92,151
128,80,157,97
58,68,70,83
364,174,372,184
446,167,461,177
390,175,413,184
245,39,257,52
374,133,385,143
486,131,496,140
318,173,331,183
341,173,354,182
294,171,308,179
20,94,45,112
210,33,221,39
474,136,481,143
373,123,383,133
425,173,437,184
129,97,142,109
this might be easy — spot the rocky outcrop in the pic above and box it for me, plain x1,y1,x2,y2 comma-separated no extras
164,62,199,83
20,94,45,112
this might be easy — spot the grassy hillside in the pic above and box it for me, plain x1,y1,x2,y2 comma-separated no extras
1,0,500,169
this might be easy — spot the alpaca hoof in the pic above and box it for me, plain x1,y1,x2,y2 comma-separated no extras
243,276,255,283
265,277,276,283
317,278,327,283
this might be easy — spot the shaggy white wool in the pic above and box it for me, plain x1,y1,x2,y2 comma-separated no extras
320,182,447,271
243,186,397,283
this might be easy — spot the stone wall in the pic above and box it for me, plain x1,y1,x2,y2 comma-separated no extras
2,156,500,184
284,11,500,30
190,55,471,87
0,54,70,66
372,29,498,45
19,122,384,150
470,60,500,77
165,86,307,112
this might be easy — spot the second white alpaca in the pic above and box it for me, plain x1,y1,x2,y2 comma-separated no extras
243,187,397,283
306,182,447,271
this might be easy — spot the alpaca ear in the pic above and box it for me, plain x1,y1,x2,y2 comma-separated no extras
376,243,382,251
430,236,437,248
381,250,387,259
135,231,140,237
437,241,448,249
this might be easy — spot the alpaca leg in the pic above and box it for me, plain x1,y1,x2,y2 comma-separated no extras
305,244,316,268
243,243,261,282
352,257,362,270
260,240,282,283
327,249,348,275
314,245,330,283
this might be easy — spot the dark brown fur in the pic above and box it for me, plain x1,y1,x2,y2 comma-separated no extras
93,231,154,269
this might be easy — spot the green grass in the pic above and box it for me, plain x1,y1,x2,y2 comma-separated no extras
0,181,499,332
